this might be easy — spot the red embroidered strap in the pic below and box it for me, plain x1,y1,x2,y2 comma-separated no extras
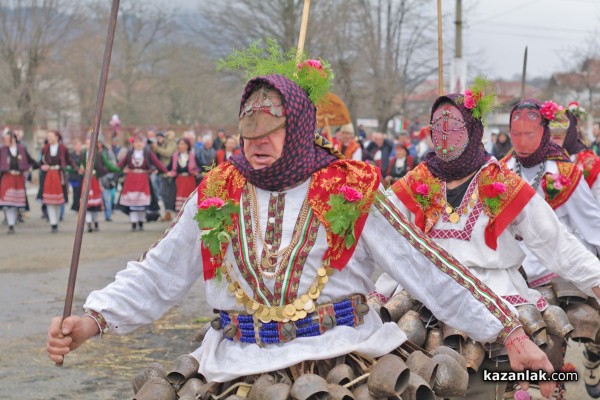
577,150,600,188
308,160,380,271
479,163,536,250
197,162,245,280
545,161,582,210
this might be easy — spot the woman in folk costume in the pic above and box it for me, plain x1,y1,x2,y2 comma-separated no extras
549,103,600,203
48,45,555,399
38,130,79,233
167,137,200,212
0,130,39,234
335,123,363,160
76,139,121,233
117,134,168,231
375,79,600,400
215,136,241,165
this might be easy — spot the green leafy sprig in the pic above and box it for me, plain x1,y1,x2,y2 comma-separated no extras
217,38,334,105
194,200,239,256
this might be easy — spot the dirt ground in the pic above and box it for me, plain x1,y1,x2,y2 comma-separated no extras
0,193,594,399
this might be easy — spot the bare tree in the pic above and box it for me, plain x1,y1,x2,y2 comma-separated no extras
0,0,85,143
356,0,438,132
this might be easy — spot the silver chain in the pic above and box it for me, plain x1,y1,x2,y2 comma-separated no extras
515,159,546,190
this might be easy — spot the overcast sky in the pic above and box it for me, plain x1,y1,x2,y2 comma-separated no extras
156,0,600,80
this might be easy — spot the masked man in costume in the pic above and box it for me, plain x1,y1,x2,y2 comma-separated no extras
374,81,600,400
548,104,600,203
47,53,555,399
500,99,600,398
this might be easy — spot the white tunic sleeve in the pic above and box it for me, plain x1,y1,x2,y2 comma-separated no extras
559,178,600,255
83,191,203,334
513,194,600,297
361,195,519,344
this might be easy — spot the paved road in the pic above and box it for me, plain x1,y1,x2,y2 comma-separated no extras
0,195,210,399
0,194,594,399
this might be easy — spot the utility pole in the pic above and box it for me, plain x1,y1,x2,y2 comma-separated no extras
450,0,466,93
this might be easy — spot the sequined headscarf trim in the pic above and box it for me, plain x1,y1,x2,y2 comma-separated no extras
230,75,338,191
424,93,490,181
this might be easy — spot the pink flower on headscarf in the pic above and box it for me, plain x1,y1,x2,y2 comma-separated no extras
297,59,323,71
540,101,560,121
339,185,363,202
464,95,476,109
199,197,225,209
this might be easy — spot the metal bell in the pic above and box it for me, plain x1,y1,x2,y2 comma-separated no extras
397,310,427,347
459,339,486,373
543,304,574,339
564,303,600,342
381,290,414,323
351,384,377,400
261,383,291,400
290,374,330,400
355,303,370,318
326,364,356,386
211,316,222,330
248,375,276,400
177,378,204,399
441,324,468,349
418,306,438,328
223,323,238,338
430,346,467,370
516,304,547,339
403,372,436,400
406,350,438,386
166,354,200,387
431,353,469,398
366,294,384,318
552,277,588,304
367,354,410,397
193,323,212,343
424,328,444,352
281,322,297,341
536,285,559,306
327,383,355,400
133,377,177,400
132,363,167,394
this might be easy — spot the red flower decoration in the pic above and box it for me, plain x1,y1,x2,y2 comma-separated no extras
297,59,323,71
415,183,430,196
339,185,363,202
464,95,476,109
199,197,225,209
540,101,560,121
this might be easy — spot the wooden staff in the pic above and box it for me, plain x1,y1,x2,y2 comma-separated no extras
58,0,120,365
520,46,528,101
437,0,443,96
296,0,311,58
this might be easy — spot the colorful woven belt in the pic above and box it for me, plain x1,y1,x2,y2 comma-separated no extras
214,294,369,345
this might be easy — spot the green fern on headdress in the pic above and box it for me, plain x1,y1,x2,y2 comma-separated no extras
217,38,334,106
456,76,496,123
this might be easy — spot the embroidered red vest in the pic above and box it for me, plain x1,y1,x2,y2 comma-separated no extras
197,160,380,280
575,149,600,188
391,162,535,250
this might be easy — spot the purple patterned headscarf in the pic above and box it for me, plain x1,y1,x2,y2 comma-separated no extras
230,75,338,191
424,93,490,181
563,110,586,155
509,99,570,167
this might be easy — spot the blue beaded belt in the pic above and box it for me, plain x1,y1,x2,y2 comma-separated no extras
215,294,368,345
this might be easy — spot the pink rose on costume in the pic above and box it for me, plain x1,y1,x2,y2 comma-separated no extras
514,389,531,400
464,89,472,96
339,185,363,202
553,174,564,190
464,95,476,109
199,197,225,209
492,182,507,194
557,174,570,187
415,183,430,196
540,101,559,121
298,59,323,71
